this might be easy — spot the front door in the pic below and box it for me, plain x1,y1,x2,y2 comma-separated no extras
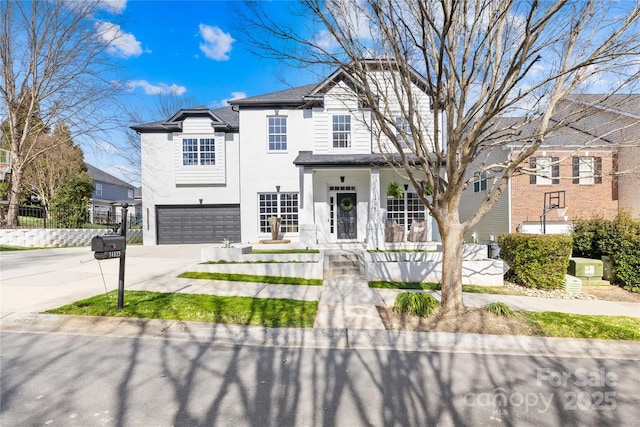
337,193,357,239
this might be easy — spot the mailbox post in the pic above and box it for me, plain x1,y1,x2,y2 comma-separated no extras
91,202,129,310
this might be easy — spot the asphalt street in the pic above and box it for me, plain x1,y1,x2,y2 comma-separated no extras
2,331,639,427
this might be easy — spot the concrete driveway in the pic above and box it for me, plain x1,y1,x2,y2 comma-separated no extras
0,244,209,314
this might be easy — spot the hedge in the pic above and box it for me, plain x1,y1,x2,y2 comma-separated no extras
498,233,573,290
571,213,640,293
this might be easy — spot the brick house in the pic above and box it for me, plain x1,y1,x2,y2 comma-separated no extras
460,95,639,242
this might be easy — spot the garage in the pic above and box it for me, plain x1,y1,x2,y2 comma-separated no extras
156,205,241,244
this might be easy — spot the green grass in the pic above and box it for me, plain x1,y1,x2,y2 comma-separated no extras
368,281,522,295
250,249,320,254
179,271,323,286
518,311,640,341
0,245,43,251
46,290,318,328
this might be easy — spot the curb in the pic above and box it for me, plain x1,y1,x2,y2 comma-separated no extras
2,312,639,360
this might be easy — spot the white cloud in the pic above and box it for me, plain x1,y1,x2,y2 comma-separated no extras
211,91,246,108
198,24,235,61
97,0,127,14
96,21,146,58
127,80,187,96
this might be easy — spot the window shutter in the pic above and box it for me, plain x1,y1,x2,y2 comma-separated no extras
552,157,560,184
529,157,537,184
572,156,580,184
594,157,602,184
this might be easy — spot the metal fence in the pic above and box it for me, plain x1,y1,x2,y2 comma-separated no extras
1,205,142,229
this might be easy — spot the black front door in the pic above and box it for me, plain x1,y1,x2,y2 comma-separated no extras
337,193,357,239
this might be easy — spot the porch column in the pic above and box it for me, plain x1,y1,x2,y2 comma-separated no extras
299,167,317,246
367,167,384,249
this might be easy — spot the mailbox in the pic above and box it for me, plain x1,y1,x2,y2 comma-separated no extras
92,235,126,260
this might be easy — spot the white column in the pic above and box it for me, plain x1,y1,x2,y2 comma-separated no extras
367,167,384,249
299,167,317,246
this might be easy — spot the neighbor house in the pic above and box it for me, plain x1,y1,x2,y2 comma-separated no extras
86,163,137,225
132,62,442,246
459,95,640,243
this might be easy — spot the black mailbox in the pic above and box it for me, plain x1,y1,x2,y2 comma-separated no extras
92,235,126,260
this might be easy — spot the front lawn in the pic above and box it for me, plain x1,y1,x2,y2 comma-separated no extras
179,271,323,286
518,311,640,341
46,290,318,328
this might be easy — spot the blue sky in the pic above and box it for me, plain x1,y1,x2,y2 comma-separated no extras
86,0,315,185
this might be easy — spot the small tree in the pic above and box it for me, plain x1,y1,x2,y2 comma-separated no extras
49,173,94,228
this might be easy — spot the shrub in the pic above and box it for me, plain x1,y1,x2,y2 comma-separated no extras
483,302,514,317
498,233,572,290
393,292,440,317
571,213,640,293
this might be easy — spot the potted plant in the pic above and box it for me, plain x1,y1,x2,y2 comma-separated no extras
386,181,403,199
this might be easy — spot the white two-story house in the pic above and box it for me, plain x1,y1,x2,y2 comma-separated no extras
133,63,441,246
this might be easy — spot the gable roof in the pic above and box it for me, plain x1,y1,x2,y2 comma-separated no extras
86,163,133,189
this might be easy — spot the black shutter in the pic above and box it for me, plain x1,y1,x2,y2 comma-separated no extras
552,157,560,184
572,156,580,184
594,157,602,184
530,157,537,184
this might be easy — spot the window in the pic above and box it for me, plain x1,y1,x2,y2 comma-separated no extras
387,192,427,231
395,117,413,150
573,156,602,184
95,183,102,196
182,138,215,166
259,193,299,233
127,189,134,199
332,115,351,148
530,156,559,185
268,116,287,151
473,171,488,193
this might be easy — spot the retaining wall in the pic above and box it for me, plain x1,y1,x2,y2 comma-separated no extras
0,229,143,248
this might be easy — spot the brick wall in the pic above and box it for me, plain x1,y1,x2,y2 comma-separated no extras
511,151,618,232
0,229,143,248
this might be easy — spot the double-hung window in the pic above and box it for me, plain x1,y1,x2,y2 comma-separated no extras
395,117,413,150
182,138,215,166
530,156,559,185
473,171,488,193
332,115,351,148
258,192,299,233
573,156,601,184
268,117,287,151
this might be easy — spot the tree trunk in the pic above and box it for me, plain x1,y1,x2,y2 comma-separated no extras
438,217,465,315
6,167,22,227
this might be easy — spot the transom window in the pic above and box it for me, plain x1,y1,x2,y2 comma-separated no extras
332,115,351,148
387,192,427,231
258,193,299,233
268,116,287,151
182,138,215,166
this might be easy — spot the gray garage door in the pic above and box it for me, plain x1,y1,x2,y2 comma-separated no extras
156,205,241,244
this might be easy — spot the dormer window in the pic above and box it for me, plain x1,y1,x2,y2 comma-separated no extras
182,138,215,166
332,115,351,148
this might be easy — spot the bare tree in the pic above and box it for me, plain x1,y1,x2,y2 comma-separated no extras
0,0,123,226
22,124,87,213
244,0,640,313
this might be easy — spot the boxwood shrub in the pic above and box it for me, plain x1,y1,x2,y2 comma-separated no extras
498,233,573,290
571,213,640,293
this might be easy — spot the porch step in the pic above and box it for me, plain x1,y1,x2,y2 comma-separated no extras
324,253,364,277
